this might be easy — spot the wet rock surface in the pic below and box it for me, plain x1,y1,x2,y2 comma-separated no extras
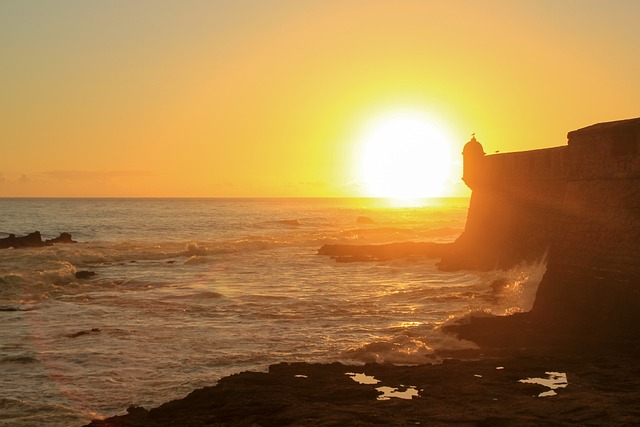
86,350,640,426
75,270,97,279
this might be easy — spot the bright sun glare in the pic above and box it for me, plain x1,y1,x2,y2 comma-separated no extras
356,111,454,201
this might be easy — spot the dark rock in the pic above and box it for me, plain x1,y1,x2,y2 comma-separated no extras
0,231,76,249
75,270,96,279
2,355,39,364
0,231,45,249
66,328,101,339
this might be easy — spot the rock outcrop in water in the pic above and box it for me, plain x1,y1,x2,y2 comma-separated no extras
0,231,76,249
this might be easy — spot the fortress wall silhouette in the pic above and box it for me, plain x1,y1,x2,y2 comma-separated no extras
444,117,640,338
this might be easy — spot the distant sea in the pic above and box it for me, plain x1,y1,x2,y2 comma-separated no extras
0,198,544,426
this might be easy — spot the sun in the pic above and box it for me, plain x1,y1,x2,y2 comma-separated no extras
355,111,455,201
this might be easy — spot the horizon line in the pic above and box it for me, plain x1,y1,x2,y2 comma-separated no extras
0,195,470,200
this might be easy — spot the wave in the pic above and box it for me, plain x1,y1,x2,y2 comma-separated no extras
0,220,462,284
1,354,40,364
343,259,547,364
0,396,84,427
184,255,214,265
160,290,223,300
36,261,77,286
0,306,29,312
0,273,26,286
182,238,291,259
479,257,547,315
339,226,414,237
1,238,288,269
65,328,102,339
0,260,80,301
258,216,337,230
276,219,302,227
342,328,479,364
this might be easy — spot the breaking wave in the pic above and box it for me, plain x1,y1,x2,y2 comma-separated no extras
343,259,547,364
342,327,480,364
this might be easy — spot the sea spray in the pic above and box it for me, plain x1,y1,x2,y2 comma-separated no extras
481,257,547,315
343,258,547,364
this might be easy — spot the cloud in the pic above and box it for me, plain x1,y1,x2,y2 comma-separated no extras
297,181,330,188
43,170,154,181
0,174,30,184
0,170,160,197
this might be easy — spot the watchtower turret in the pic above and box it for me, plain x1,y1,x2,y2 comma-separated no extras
462,134,485,189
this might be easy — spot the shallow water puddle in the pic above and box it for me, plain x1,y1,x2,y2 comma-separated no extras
346,372,420,400
519,371,568,397
375,385,420,400
346,372,379,385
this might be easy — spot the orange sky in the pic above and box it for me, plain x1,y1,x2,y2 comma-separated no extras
1,0,639,198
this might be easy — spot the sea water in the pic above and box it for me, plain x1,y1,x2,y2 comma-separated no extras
0,198,545,426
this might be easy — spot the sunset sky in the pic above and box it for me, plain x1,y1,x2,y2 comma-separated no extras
1,0,639,198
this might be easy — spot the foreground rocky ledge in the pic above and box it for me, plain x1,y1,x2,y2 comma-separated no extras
87,348,640,427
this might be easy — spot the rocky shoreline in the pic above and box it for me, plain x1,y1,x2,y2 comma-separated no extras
86,276,640,427
86,346,640,426
85,246,640,426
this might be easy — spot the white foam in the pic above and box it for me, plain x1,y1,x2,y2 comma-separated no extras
185,242,209,257
487,257,548,315
36,261,77,286
184,256,213,265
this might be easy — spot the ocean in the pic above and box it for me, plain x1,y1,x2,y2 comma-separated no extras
0,198,545,426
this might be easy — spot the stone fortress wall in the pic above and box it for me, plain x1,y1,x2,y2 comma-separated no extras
441,143,568,271
448,117,640,338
